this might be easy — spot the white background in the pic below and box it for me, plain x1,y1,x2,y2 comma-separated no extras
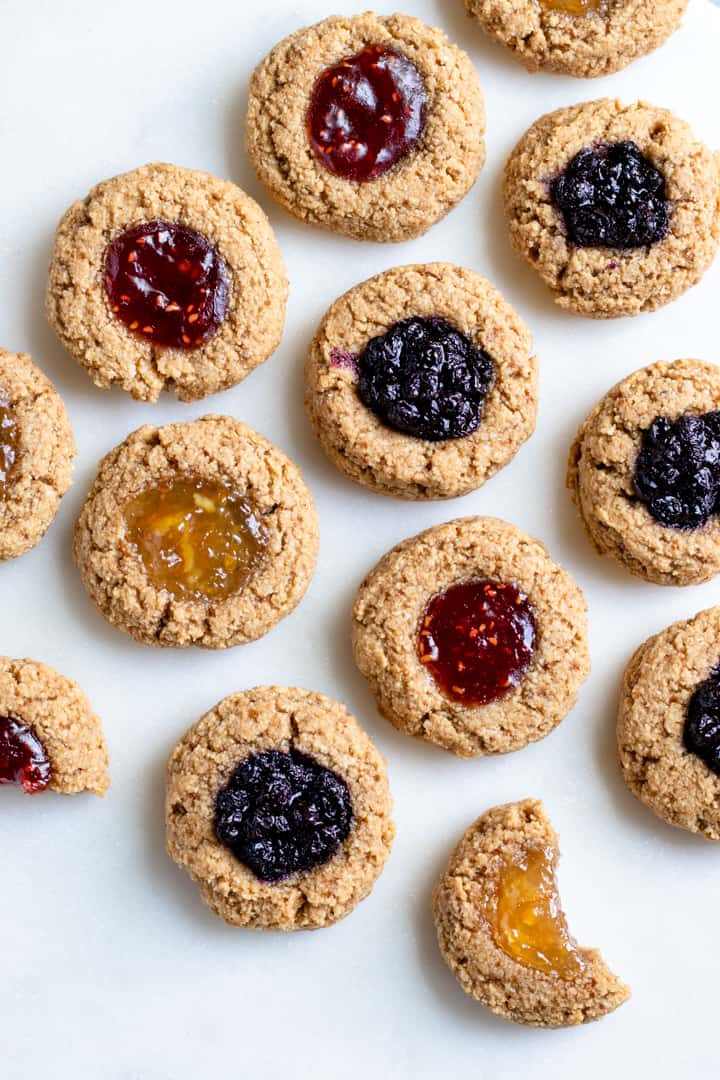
1,2,719,1077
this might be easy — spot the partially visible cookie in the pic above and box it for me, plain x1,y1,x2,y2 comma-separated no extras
46,163,287,402
618,607,720,839
465,0,687,79
0,348,75,561
352,517,590,757
504,99,720,318
74,416,319,649
0,657,108,797
246,13,485,242
166,686,394,930
432,799,630,1027
568,359,720,586
305,264,538,500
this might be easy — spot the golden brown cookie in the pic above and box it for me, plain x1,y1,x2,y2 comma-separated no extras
246,13,485,242
305,264,538,500
73,416,318,649
0,348,75,561
166,686,395,930
568,359,720,586
46,163,287,402
465,0,687,78
504,99,720,318
618,608,720,839
432,799,630,1027
0,657,108,797
352,517,590,757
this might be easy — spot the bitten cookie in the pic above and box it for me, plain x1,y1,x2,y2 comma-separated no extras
166,686,394,930
0,348,75,561
465,0,686,79
46,163,287,402
352,517,589,757
504,99,720,318
74,416,318,649
246,13,485,242
305,264,538,500
432,800,630,1027
618,607,720,839
0,658,108,797
568,359,720,586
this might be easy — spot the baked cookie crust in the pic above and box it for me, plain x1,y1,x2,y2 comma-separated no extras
246,13,485,243
73,416,319,649
0,349,75,561
618,608,720,839
305,264,538,500
568,359,720,586
166,686,395,930
465,0,687,79
352,517,590,757
504,99,720,318
46,163,287,402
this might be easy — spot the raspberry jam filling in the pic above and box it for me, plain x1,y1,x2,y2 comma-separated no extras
634,412,720,530
0,716,52,794
684,666,720,776
123,477,268,602
0,391,20,493
418,580,536,706
104,220,230,349
215,749,353,882
308,45,426,182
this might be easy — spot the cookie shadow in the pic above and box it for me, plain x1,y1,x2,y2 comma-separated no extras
431,0,534,78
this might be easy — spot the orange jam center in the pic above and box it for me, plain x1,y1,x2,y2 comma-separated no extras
540,0,603,13
124,477,267,601
482,845,585,979
0,392,20,494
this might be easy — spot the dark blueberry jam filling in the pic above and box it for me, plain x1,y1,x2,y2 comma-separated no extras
0,716,52,794
550,141,669,249
685,667,720,776
634,412,720,530
215,749,353,882
358,316,494,442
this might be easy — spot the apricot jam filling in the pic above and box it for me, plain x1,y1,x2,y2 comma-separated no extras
0,391,20,494
123,477,268,601
540,0,604,13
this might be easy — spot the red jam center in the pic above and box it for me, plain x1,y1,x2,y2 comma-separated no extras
418,580,537,706
0,716,52,794
308,45,426,182
104,220,230,349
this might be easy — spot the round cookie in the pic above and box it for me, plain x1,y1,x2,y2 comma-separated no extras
305,264,538,500
504,99,720,318
0,657,108,796
46,163,287,402
0,348,75,561
166,686,394,930
618,607,720,839
465,0,687,79
73,416,319,649
352,517,590,757
568,359,720,586
432,799,630,1027
246,13,485,243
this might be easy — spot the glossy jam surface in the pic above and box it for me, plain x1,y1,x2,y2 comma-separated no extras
685,666,720,776
482,845,585,978
0,392,20,493
540,0,603,13
0,716,52,794
123,477,267,601
634,412,720,530
105,220,230,349
418,580,536,705
308,45,426,182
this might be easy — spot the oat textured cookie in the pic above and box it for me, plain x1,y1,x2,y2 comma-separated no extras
305,264,538,499
465,0,687,79
74,416,318,649
504,99,720,318
618,608,720,839
433,800,630,1027
46,163,287,402
0,348,75,561
0,658,108,797
166,686,394,930
246,13,485,242
352,517,590,757
568,359,720,586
